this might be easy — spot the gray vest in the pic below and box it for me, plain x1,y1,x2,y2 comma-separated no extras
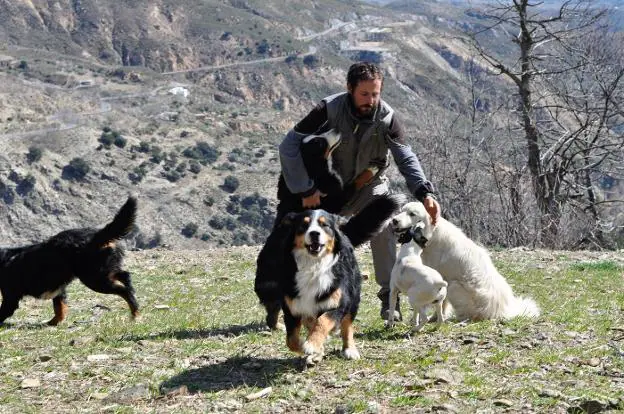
323,92,393,184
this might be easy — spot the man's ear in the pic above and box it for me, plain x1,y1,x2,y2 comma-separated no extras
347,83,353,94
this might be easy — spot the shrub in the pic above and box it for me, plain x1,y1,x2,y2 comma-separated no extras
189,161,201,174
114,136,127,148
209,216,226,230
26,146,42,163
222,175,240,193
163,170,182,182
181,222,198,238
182,141,220,165
129,163,149,184
16,175,36,196
0,181,15,204
62,157,90,181
99,133,115,148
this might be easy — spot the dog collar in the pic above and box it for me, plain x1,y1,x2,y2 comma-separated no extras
398,227,428,248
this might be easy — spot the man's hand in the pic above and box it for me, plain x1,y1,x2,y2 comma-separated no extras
302,190,324,208
423,196,440,226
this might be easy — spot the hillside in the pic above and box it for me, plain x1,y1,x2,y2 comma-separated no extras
0,0,621,249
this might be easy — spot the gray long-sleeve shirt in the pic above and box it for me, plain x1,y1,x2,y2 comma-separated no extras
279,93,435,200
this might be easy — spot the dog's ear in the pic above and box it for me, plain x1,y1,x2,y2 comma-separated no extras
278,212,298,229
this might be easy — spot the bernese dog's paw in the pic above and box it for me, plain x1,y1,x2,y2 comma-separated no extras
342,347,360,360
305,352,324,366
302,340,324,357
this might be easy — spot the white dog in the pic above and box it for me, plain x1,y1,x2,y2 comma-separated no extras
387,223,448,333
390,202,540,321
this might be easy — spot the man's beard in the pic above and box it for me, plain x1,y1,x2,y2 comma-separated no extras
357,105,374,115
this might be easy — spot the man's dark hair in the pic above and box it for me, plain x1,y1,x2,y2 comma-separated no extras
347,62,383,89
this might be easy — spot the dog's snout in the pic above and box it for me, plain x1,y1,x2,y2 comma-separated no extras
308,230,320,240
391,218,398,226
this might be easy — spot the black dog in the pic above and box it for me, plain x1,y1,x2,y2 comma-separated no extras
255,195,402,364
276,129,380,220
0,197,139,326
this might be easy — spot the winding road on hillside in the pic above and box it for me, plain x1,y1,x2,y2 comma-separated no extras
0,20,353,139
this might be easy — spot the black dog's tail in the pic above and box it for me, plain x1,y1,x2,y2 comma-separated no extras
341,194,404,248
90,197,137,247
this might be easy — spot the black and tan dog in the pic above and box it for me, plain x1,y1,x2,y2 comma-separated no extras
0,197,139,326
255,195,401,364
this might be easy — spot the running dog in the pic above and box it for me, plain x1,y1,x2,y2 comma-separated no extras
255,195,402,365
0,197,139,326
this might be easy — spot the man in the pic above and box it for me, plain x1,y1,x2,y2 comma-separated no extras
278,61,440,321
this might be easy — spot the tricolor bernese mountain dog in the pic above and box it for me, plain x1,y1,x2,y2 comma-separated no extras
255,195,402,365
0,196,139,326
276,129,379,217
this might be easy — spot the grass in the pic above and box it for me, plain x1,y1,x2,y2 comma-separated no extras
0,248,623,413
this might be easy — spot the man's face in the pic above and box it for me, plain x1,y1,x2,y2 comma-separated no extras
349,78,382,116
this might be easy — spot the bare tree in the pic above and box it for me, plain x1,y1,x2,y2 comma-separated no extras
464,0,623,247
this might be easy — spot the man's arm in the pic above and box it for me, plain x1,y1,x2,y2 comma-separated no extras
385,114,435,201
278,101,329,197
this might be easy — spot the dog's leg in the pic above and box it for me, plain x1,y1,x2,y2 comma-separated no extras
79,271,140,319
0,297,19,324
264,300,284,331
340,314,360,360
47,294,68,326
385,286,400,328
284,310,303,354
433,300,445,330
303,313,336,365
412,306,428,333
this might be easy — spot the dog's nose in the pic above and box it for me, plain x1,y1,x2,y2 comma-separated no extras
391,218,398,225
308,230,320,240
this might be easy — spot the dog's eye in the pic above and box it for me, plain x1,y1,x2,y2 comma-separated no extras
408,212,415,217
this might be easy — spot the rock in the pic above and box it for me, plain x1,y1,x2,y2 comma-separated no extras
245,386,272,401
163,385,188,397
20,378,41,389
87,354,111,362
38,355,53,362
539,388,562,398
585,357,600,367
105,384,150,403
493,399,513,407
424,368,461,385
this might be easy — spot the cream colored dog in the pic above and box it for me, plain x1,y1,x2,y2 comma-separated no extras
390,202,540,321
387,223,448,332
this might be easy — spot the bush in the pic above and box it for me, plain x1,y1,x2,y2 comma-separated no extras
222,175,240,193
182,142,220,165
181,222,198,238
129,163,148,184
16,175,36,196
163,170,182,182
62,157,90,181
209,216,226,230
114,136,127,148
0,181,15,204
26,146,42,163
189,161,201,174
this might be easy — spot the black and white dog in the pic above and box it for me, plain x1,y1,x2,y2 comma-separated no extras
255,195,402,365
276,129,379,218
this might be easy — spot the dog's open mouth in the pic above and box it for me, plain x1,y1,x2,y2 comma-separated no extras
392,226,410,236
306,242,324,255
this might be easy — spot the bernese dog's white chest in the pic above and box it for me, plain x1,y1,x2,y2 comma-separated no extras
290,252,339,317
